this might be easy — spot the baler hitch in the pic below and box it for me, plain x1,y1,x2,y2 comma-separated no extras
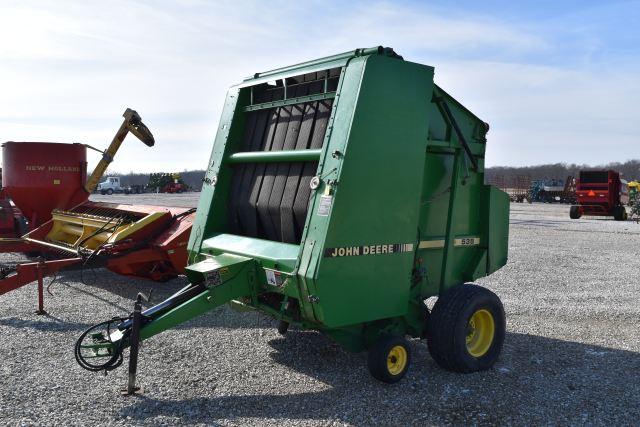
74,283,207,374
75,256,256,391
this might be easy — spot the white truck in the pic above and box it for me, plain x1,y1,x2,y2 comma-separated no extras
96,176,124,195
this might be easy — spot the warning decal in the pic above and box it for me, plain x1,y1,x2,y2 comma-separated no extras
317,195,333,216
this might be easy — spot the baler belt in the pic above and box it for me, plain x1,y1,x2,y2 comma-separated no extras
266,83,310,241
280,82,322,243
244,103,279,237
229,77,333,244
233,90,277,237
293,98,331,239
256,90,297,240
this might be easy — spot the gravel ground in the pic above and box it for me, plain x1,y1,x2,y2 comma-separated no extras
1,196,639,426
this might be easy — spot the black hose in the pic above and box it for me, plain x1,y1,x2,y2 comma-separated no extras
46,272,59,296
73,214,125,286
74,316,129,373
173,207,196,220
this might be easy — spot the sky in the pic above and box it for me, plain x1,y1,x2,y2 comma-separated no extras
0,0,638,172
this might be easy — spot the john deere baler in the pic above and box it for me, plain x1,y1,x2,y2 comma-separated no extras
77,47,509,384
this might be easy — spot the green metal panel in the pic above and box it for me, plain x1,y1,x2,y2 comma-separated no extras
300,55,434,328
241,47,395,86
179,46,508,342
201,233,299,271
485,186,510,272
141,255,256,341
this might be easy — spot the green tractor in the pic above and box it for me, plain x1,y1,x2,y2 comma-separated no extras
76,47,509,386
148,172,189,193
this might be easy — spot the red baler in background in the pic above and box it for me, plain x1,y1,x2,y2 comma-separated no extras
569,170,628,220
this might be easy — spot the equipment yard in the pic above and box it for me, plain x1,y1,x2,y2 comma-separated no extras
0,196,637,426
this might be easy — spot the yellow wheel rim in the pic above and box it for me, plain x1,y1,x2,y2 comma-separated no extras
466,309,495,357
386,345,408,375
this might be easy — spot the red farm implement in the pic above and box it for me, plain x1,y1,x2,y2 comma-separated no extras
0,109,195,313
569,170,628,220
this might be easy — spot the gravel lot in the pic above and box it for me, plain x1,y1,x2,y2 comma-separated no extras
1,196,638,426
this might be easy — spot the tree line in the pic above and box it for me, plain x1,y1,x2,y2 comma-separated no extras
105,158,640,192
485,159,640,185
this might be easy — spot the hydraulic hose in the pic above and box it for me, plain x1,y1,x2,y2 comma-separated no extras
75,283,205,373
74,316,129,373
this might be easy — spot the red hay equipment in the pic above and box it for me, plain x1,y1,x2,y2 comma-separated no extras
0,110,194,313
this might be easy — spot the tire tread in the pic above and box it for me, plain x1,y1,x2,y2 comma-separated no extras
428,284,505,373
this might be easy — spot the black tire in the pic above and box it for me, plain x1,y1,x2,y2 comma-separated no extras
100,190,106,195
569,206,581,219
106,189,114,195
277,320,289,336
613,206,627,221
427,283,505,373
539,190,547,203
367,334,411,383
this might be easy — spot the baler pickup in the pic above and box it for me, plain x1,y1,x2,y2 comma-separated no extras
78,47,510,387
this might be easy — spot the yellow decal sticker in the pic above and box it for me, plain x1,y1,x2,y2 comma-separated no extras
454,237,481,246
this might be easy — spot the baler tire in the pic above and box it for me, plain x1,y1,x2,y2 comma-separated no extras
277,320,289,335
427,283,505,373
367,334,411,383
569,206,581,219
613,206,627,221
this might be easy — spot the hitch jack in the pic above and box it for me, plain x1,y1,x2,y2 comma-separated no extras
121,292,146,396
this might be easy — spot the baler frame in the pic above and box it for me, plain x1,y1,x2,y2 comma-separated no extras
77,47,509,386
